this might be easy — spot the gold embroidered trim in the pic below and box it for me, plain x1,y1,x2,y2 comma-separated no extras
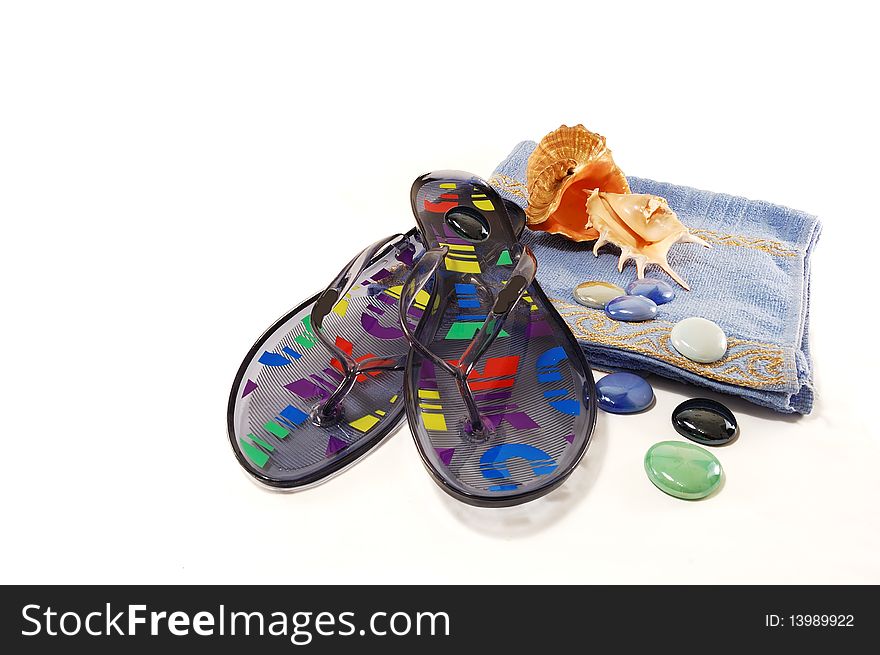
551,299,790,389
689,229,798,258
488,174,528,200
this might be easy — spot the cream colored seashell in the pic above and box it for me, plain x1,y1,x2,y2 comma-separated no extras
526,124,630,241
585,190,710,290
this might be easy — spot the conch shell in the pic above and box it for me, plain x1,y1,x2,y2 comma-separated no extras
585,190,710,290
526,124,630,240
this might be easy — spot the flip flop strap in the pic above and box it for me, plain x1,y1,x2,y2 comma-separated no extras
310,233,411,421
398,244,537,435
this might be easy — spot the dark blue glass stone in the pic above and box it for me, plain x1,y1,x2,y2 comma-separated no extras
625,278,676,305
596,372,654,414
604,295,657,322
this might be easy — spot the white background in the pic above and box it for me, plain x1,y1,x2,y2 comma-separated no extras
2,1,878,584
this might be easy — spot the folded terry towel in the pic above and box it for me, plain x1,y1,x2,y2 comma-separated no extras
490,141,821,414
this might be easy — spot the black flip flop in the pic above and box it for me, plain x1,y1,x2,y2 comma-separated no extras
399,171,598,506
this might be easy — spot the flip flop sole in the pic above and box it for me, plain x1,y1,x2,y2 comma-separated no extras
227,231,424,489
405,172,598,506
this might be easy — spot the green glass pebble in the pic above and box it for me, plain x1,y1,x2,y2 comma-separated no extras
644,440,723,500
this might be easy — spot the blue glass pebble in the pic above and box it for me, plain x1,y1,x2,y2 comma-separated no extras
596,372,654,414
604,295,657,322
626,278,675,305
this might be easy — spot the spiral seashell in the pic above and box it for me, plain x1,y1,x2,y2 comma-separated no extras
525,124,630,240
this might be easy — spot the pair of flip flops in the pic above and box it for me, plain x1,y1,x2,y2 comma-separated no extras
227,172,598,506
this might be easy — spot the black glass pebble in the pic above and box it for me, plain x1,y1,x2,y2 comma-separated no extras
671,398,739,446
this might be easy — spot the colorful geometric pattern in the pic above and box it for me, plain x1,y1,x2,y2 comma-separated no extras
418,361,447,432
228,232,424,487
479,444,557,492
361,284,430,340
441,243,481,274
445,282,509,340
537,346,581,416
405,172,594,504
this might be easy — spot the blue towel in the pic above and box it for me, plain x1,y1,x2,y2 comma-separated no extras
490,141,821,414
